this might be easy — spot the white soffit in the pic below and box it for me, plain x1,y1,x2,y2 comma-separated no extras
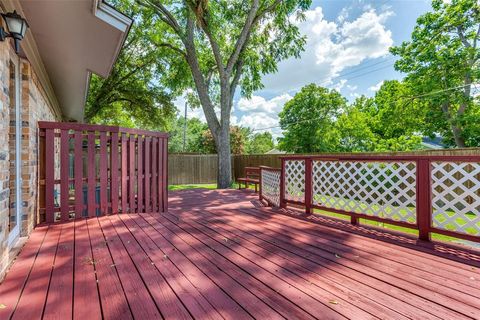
20,0,132,121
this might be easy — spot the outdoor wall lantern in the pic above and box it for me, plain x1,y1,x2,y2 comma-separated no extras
0,10,29,53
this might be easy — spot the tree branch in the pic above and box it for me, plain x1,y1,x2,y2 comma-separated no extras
226,0,260,74
457,26,472,48
230,57,244,101
137,0,183,35
155,42,187,58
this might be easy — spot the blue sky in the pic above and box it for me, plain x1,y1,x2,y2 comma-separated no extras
177,0,433,137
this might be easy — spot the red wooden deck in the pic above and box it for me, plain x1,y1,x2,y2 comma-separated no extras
1,189,480,319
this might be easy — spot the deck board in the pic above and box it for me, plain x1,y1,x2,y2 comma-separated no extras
1,189,480,319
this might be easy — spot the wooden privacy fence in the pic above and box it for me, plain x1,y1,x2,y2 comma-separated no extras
168,149,480,185
38,122,168,223
259,154,480,243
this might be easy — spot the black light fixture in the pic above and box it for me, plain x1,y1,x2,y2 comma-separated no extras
0,10,28,53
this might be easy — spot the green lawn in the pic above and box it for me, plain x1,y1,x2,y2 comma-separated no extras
168,184,217,191
168,182,257,191
313,208,475,245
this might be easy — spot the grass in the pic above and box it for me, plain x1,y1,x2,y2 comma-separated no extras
168,183,257,191
168,184,217,191
313,208,478,246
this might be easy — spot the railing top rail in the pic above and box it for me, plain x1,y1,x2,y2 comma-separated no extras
259,165,281,171
280,154,480,162
38,121,169,138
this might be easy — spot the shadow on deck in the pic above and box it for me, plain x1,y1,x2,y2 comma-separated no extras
1,189,479,319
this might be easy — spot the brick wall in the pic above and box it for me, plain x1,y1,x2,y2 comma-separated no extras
0,42,61,278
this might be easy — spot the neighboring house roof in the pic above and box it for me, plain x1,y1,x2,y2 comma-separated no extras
265,148,287,154
9,0,132,121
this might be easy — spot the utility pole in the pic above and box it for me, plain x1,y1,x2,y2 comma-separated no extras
182,101,187,152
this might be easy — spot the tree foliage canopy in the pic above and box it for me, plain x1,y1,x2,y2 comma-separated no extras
86,0,176,130
390,0,480,147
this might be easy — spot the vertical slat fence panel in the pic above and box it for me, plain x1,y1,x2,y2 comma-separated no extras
121,133,128,213
137,135,144,213
129,135,135,213
38,122,169,223
162,137,168,212
144,137,151,213
151,138,158,212
99,132,108,215
157,138,163,212
87,132,96,217
111,132,119,214
74,131,83,218
60,129,69,221
45,128,55,223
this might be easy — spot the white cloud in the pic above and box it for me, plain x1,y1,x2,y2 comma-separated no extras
238,111,282,139
333,79,347,91
368,80,384,92
237,94,292,114
236,94,293,138
261,6,394,93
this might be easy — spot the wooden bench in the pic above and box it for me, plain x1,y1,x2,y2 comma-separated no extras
237,167,260,192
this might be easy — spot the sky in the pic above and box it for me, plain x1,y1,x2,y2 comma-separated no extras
175,0,433,138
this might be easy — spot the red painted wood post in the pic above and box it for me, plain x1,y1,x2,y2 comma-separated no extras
121,133,128,213
60,129,70,221
99,132,108,215
304,158,313,215
137,135,144,213
151,138,158,212
129,134,135,213
258,167,263,202
157,138,163,212
87,132,96,217
417,159,432,241
110,132,119,214
162,137,168,212
45,128,55,223
144,137,151,213
74,130,83,218
280,159,286,209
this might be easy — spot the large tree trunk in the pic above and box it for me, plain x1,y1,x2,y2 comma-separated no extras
451,125,466,148
441,102,466,148
216,125,232,188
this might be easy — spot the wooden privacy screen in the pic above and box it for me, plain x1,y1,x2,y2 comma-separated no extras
38,122,168,223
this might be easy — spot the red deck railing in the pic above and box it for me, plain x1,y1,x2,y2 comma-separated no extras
38,122,168,223
259,155,480,243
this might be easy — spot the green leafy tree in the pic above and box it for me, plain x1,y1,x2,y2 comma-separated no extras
278,84,345,152
391,0,480,147
201,126,249,154
168,117,209,152
246,132,275,154
335,82,424,152
137,0,312,187
86,0,175,130
370,80,426,139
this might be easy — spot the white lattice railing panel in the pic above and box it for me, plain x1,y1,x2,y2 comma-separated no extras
261,169,281,207
432,162,480,236
285,160,305,203
312,161,417,224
